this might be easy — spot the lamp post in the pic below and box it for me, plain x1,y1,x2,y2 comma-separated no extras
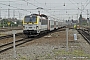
0,7,1,18
13,10,15,19
0,8,1,18
8,9,10,19
63,3,69,51
87,9,89,26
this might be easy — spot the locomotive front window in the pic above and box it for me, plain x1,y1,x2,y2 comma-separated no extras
30,16,37,23
24,17,30,22
24,16,37,23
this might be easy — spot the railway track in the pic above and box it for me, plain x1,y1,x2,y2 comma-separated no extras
0,37,34,53
77,29,90,44
0,28,66,53
0,31,45,53
0,33,23,40
0,33,27,53
0,32,47,53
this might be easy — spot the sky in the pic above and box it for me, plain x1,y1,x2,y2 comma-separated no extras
0,0,90,21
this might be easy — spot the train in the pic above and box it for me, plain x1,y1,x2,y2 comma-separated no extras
23,14,66,37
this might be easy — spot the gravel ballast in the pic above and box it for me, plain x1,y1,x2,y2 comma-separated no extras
0,29,90,60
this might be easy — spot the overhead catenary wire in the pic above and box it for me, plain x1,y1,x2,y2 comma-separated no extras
84,0,90,10
0,2,29,12
21,0,39,7
32,0,63,20
0,0,90,20
0,1,33,17
68,0,90,16
20,0,59,20
0,1,30,19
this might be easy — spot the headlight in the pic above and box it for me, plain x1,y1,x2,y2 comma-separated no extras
29,27,32,28
36,26,38,29
23,26,25,28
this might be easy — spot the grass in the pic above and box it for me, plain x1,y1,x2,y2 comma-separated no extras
53,49,90,59
16,49,90,60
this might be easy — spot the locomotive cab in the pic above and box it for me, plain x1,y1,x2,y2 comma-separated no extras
23,14,48,36
23,15,40,35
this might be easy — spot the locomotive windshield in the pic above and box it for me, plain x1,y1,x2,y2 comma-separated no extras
24,16,37,23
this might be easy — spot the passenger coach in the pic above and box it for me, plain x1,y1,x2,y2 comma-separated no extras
23,14,66,37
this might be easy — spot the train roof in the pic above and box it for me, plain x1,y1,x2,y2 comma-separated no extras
40,14,48,19
26,14,48,19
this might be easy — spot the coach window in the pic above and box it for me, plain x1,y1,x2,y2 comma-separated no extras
39,19,41,22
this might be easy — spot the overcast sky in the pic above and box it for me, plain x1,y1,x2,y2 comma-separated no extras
0,0,90,20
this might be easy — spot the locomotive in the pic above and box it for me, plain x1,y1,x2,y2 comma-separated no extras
23,14,65,36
